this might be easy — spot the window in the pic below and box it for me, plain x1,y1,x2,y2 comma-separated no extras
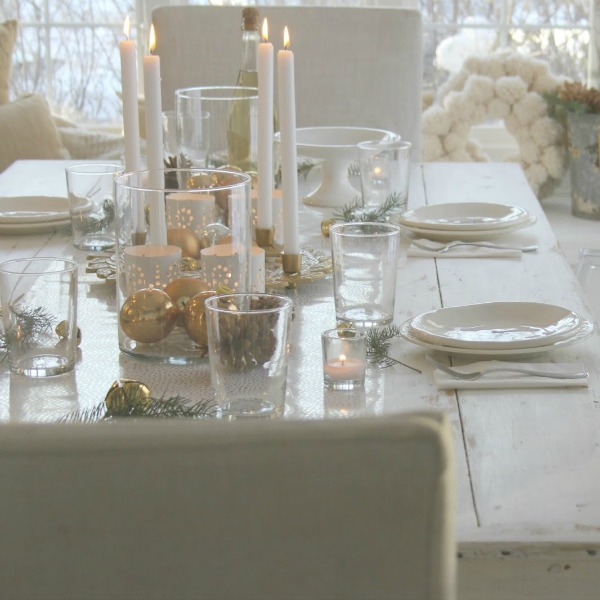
0,0,594,124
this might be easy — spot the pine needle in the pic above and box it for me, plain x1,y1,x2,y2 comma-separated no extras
366,325,421,372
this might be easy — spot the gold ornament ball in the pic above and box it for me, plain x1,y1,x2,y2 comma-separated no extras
186,173,213,189
167,227,201,258
120,288,179,343
105,378,151,414
165,277,210,313
182,290,216,347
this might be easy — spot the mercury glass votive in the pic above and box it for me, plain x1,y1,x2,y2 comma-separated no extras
321,328,367,390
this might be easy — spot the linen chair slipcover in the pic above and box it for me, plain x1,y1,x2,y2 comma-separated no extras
152,5,423,156
0,411,455,600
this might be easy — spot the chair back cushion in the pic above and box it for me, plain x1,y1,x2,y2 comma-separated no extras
0,412,454,600
153,5,423,154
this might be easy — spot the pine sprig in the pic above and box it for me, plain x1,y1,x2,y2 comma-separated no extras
60,394,217,423
2,304,56,355
77,197,115,234
332,192,403,224
366,325,421,372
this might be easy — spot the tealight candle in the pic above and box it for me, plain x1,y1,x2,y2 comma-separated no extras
321,328,367,390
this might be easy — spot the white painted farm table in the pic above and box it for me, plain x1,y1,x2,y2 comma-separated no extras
1,160,600,599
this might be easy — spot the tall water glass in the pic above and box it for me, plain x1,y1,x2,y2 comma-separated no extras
176,86,259,172
330,222,400,327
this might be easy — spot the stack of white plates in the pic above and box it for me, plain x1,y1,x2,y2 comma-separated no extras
400,301,594,357
0,196,91,235
399,202,536,242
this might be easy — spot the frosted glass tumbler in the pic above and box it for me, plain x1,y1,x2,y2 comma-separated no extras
330,222,400,327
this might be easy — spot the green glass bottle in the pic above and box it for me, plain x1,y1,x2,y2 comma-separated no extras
227,7,260,171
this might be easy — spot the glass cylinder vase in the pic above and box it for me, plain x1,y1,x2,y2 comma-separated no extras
114,168,253,363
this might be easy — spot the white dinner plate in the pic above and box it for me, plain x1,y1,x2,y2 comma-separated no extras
0,217,72,235
399,215,536,242
399,202,530,231
408,302,582,350
0,195,92,224
400,318,594,358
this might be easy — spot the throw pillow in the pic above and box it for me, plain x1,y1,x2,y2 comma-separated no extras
0,93,69,172
54,115,125,160
0,20,17,104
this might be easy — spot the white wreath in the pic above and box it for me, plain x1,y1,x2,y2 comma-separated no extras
422,51,568,198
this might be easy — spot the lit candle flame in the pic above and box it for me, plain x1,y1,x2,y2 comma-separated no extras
148,23,156,54
122,15,130,40
340,354,347,366
262,18,269,43
283,26,290,50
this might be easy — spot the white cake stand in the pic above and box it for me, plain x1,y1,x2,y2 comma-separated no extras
281,126,399,208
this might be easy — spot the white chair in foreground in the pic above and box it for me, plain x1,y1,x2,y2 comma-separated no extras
0,411,455,600
152,5,423,155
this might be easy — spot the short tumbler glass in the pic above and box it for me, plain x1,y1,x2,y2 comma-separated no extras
0,257,78,377
330,222,400,327
65,163,122,251
358,139,411,222
205,293,293,418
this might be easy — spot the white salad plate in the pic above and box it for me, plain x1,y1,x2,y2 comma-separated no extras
399,202,530,231
0,195,92,224
407,302,582,350
399,215,536,242
400,318,594,358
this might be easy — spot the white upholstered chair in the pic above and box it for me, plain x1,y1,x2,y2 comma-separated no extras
152,5,423,155
0,411,455,600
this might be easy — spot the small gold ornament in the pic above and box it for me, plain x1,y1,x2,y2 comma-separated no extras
164,278,210,313
321,218,335,237
55,320,82,346
104,378,151,414
167,227,201,259
182,290,216,347
120,289,179,343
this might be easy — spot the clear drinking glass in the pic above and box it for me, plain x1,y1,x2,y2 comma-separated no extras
330,222,400,327
0,257,78,377
205,293,293,418
175,86,259,172
65,163,122,251
358,139,412,222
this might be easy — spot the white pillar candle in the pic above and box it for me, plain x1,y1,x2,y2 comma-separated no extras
277,26,300,255
257,18,274,230
119,15,144,234
143,23,167,245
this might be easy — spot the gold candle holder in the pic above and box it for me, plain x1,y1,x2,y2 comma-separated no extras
255,227,275,248
282,252,302,274
131,231,147,246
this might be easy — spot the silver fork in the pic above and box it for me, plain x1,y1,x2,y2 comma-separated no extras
427,356,588,380
411,239,539,253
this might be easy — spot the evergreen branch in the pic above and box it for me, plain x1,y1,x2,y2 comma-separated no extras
60,394,217,423
331,192,403,224
366,325,421,372
77,197,115,234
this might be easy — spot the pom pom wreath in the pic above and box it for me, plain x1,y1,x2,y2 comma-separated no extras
421,50,567,198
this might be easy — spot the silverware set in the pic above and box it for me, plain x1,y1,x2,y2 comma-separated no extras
411,239,539,253
426,356,589,381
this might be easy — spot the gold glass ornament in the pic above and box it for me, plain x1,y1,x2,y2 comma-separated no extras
104,378,152,414
120,289,179,343
182,290,216,347
164,278,210,313
167,227,201,259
